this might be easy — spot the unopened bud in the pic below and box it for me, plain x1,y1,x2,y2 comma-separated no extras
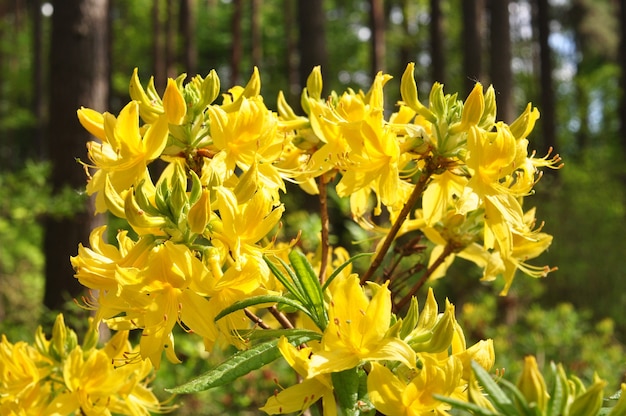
517,355,549,412
188,189,211,234
163,78,187,125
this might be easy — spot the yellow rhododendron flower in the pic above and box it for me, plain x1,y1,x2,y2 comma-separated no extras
261,337,336,416
368,356,463,416
304,275,416,377
79,101,169,213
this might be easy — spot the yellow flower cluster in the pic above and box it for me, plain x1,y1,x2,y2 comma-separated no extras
262,277,494,415
0,315,166,415
68,64,560,414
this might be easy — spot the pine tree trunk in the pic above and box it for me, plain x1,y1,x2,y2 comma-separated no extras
462,0,484,97
488,0,514,122
297,0,327,89
369,0,385,75
251,0,263,68
179,0,197,77
618,0,626,159
44,0,109,312
231,0,243,86
536,0,557,153
430,0,444,84
152,0,166,91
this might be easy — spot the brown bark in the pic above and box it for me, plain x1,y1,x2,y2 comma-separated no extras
430,0,444,83
462,0,484,97
152,0,166,91
251,0,263,68
489,0,514,122
619,0,626,158
536,0,557,153
231,0,243,86
179,0,197,77
31,0,46,159
44,0,109,311
297,0,327,89
284,0,299,104
165,0,177,78
370,0,385,75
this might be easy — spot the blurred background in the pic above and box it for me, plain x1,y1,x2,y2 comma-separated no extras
1,0,625,413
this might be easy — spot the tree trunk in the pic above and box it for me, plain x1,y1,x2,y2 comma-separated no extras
179,0,197,77
251,0,263,68
462,0,484,97
165,0,177,79
488,0,514,122
536,0,557,153
44,0,109,312
398,0,413,77
284,0,299,104
152,0,166,91
31,0,46,160
297,0,327,89
231,0,243,86
369,0,385,75
430,0,444,84
619,0,626,159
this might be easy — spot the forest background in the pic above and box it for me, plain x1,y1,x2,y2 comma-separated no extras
1,0,626,413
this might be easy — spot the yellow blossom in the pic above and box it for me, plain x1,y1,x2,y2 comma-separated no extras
78,101,169,213
304,275,416,377
261,337,336,416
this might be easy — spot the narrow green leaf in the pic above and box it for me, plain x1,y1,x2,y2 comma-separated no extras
166,332,317,394
289,249,327,328
547,362,566,416
498,378,536,416
332,367,360,416
434,394,501,416
263,255,307,305
471,361,520,415
273,254,307,299
233,328,321,342
322,252,373,292
214,295,313,322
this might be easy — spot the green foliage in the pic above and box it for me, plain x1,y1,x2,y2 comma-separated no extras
460,298,626,390
0,161,85,339
151,333,292,415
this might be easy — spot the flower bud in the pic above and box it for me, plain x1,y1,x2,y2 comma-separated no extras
51,314,77,361
415,301,456,353
460,83,484,129
201,69,221,107
306,66,323,101
400,63,436,123
517,355,549,411
163,78,187,125
568,375,607,416
188,189,211,234
234,163,259,204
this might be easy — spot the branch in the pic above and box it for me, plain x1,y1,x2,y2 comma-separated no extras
360,160,437,284
394,242,455,312
267,305,294,329
244,308,270,329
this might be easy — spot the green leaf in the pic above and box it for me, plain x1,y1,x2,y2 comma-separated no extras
434,394,501,416
234,328,322,342
471,361,520,415
214,295,313,322
289,249,327,328
166,332,317,394
263,255,307,305
322,252,373,292
547,362,566,416
498,378,536,416
332,367,360,416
